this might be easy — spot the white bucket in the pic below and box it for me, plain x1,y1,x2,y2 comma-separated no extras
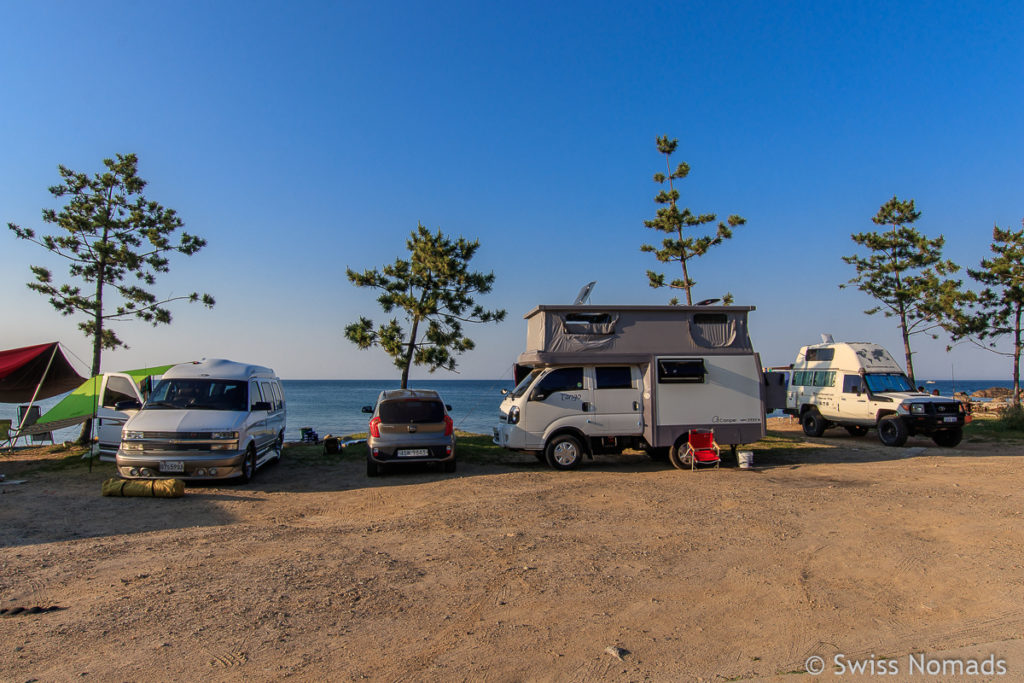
738,451,754,469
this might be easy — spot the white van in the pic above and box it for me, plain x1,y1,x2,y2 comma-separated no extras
493,305,785,469
116,359,286,482
783,342,966,447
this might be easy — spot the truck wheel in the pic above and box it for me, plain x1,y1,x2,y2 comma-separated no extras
877,416,908,447
932,428,962,448
545,435,584,470
844,425,868,437
668,440,692,470
239,446,257,483
801,409,827,437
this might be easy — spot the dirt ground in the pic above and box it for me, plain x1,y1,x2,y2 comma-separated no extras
2,419,1023,682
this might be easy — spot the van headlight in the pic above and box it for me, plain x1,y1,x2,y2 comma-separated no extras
121,442,144,452
507,406,520,424
124,431,145,440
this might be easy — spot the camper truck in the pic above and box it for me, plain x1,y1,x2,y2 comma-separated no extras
116,359,286,482
493,305,786,469
784,341,967,447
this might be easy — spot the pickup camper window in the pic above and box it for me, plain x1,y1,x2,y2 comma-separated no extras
657,359,706,384
533,368,584,396
806,348,835,362
842,375,862,393
791,370,835,387
595,366,634,390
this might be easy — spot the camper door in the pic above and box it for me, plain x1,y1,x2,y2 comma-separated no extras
96,373,145,455
585,365,644,437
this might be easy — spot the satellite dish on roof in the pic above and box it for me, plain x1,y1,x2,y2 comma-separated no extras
573,281,596,305
696,298,721,306
821,333,834,343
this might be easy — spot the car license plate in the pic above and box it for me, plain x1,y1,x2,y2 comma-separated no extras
943,416,958,423
160,460,185,473
397,448,429,458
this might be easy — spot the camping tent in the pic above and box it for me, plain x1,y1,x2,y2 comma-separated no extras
32,364,178,433
0,343,84,404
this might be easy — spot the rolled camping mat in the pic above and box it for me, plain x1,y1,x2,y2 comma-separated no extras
102,478,185,498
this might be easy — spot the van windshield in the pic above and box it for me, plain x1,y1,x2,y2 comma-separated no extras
145,379,247,411
864,373,914,393
510,369,544,399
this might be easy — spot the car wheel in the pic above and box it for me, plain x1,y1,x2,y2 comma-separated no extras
932,428,962,448
844,425,868,437
668,438,693,470
801,409,827,437
443,459,457,473
239,446,257,483
366,457,380,477
877,415,909,447
545,434,584,470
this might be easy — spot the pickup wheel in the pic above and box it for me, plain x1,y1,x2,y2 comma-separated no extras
877,415,908,447
239,445,257,483
545,435,584,470
932,428,963,448
801,409,827,437
668,439,692,470
844,425,868,437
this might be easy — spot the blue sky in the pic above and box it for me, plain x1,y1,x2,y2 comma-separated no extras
2,1,1021,380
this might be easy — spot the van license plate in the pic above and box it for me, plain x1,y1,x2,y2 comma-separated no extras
160,461,185,473
397,448,429,457
943,416,958,423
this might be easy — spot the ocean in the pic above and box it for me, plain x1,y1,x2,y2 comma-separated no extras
5,377,1018,445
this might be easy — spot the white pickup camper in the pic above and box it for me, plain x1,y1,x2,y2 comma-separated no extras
493,305,786,469
783,341,967,447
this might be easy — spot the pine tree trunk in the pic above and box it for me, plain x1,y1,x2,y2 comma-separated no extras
1013,307,1022,409
400,317,420,389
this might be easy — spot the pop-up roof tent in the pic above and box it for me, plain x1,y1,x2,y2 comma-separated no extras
0,342,84,404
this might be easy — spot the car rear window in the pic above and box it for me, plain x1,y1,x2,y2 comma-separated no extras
379,399,445,424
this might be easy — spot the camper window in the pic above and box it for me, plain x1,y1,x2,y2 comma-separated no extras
842,375,862,394
595,366,633,390
806,348,835,362
657,359,706,384
531,368,584,400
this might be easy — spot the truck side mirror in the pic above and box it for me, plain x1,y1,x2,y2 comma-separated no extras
530,390,547,402
114,399,142,412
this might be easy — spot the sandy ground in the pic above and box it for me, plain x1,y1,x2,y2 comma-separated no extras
2,419,1023,682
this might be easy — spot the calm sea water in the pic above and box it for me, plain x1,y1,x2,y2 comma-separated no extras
6,377,1017,444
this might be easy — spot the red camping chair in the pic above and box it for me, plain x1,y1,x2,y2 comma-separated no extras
684,429,721,470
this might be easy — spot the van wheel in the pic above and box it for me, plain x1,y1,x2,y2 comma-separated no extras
932,428,962,448
877,416,908,447
844,425,868,437
668,438,692,470
801,409,827,437
239,446,257,483
545,435,584,470
366,457,380,477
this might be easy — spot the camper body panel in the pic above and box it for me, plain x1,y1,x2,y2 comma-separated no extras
494,305,771,466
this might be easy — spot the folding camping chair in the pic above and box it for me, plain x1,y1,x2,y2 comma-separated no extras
684,429,721,470
0,419,13,449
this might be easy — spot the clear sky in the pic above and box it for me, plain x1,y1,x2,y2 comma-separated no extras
2,1,1021,381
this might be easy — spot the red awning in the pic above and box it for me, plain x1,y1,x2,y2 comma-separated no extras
0,343,85,403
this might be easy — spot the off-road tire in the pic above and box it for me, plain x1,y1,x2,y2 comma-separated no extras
545,434,584,470
932,428,963,448
801,409,827,437
877,415,909,447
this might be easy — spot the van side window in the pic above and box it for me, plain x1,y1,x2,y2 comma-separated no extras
595,366,633,390
271,382,284,410
842,375,862,393
250,381,264,408
535,368,584,394
657,359,706,384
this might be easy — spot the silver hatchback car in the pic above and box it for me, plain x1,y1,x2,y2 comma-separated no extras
362,389,456,476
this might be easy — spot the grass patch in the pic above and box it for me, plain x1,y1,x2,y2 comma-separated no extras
965,407,1024,441
282,431,515,466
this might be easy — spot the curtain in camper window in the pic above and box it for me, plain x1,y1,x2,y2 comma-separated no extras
690,314,736,348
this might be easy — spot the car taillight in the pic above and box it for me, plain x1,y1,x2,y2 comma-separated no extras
444,415,454,436
369,416,381,438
